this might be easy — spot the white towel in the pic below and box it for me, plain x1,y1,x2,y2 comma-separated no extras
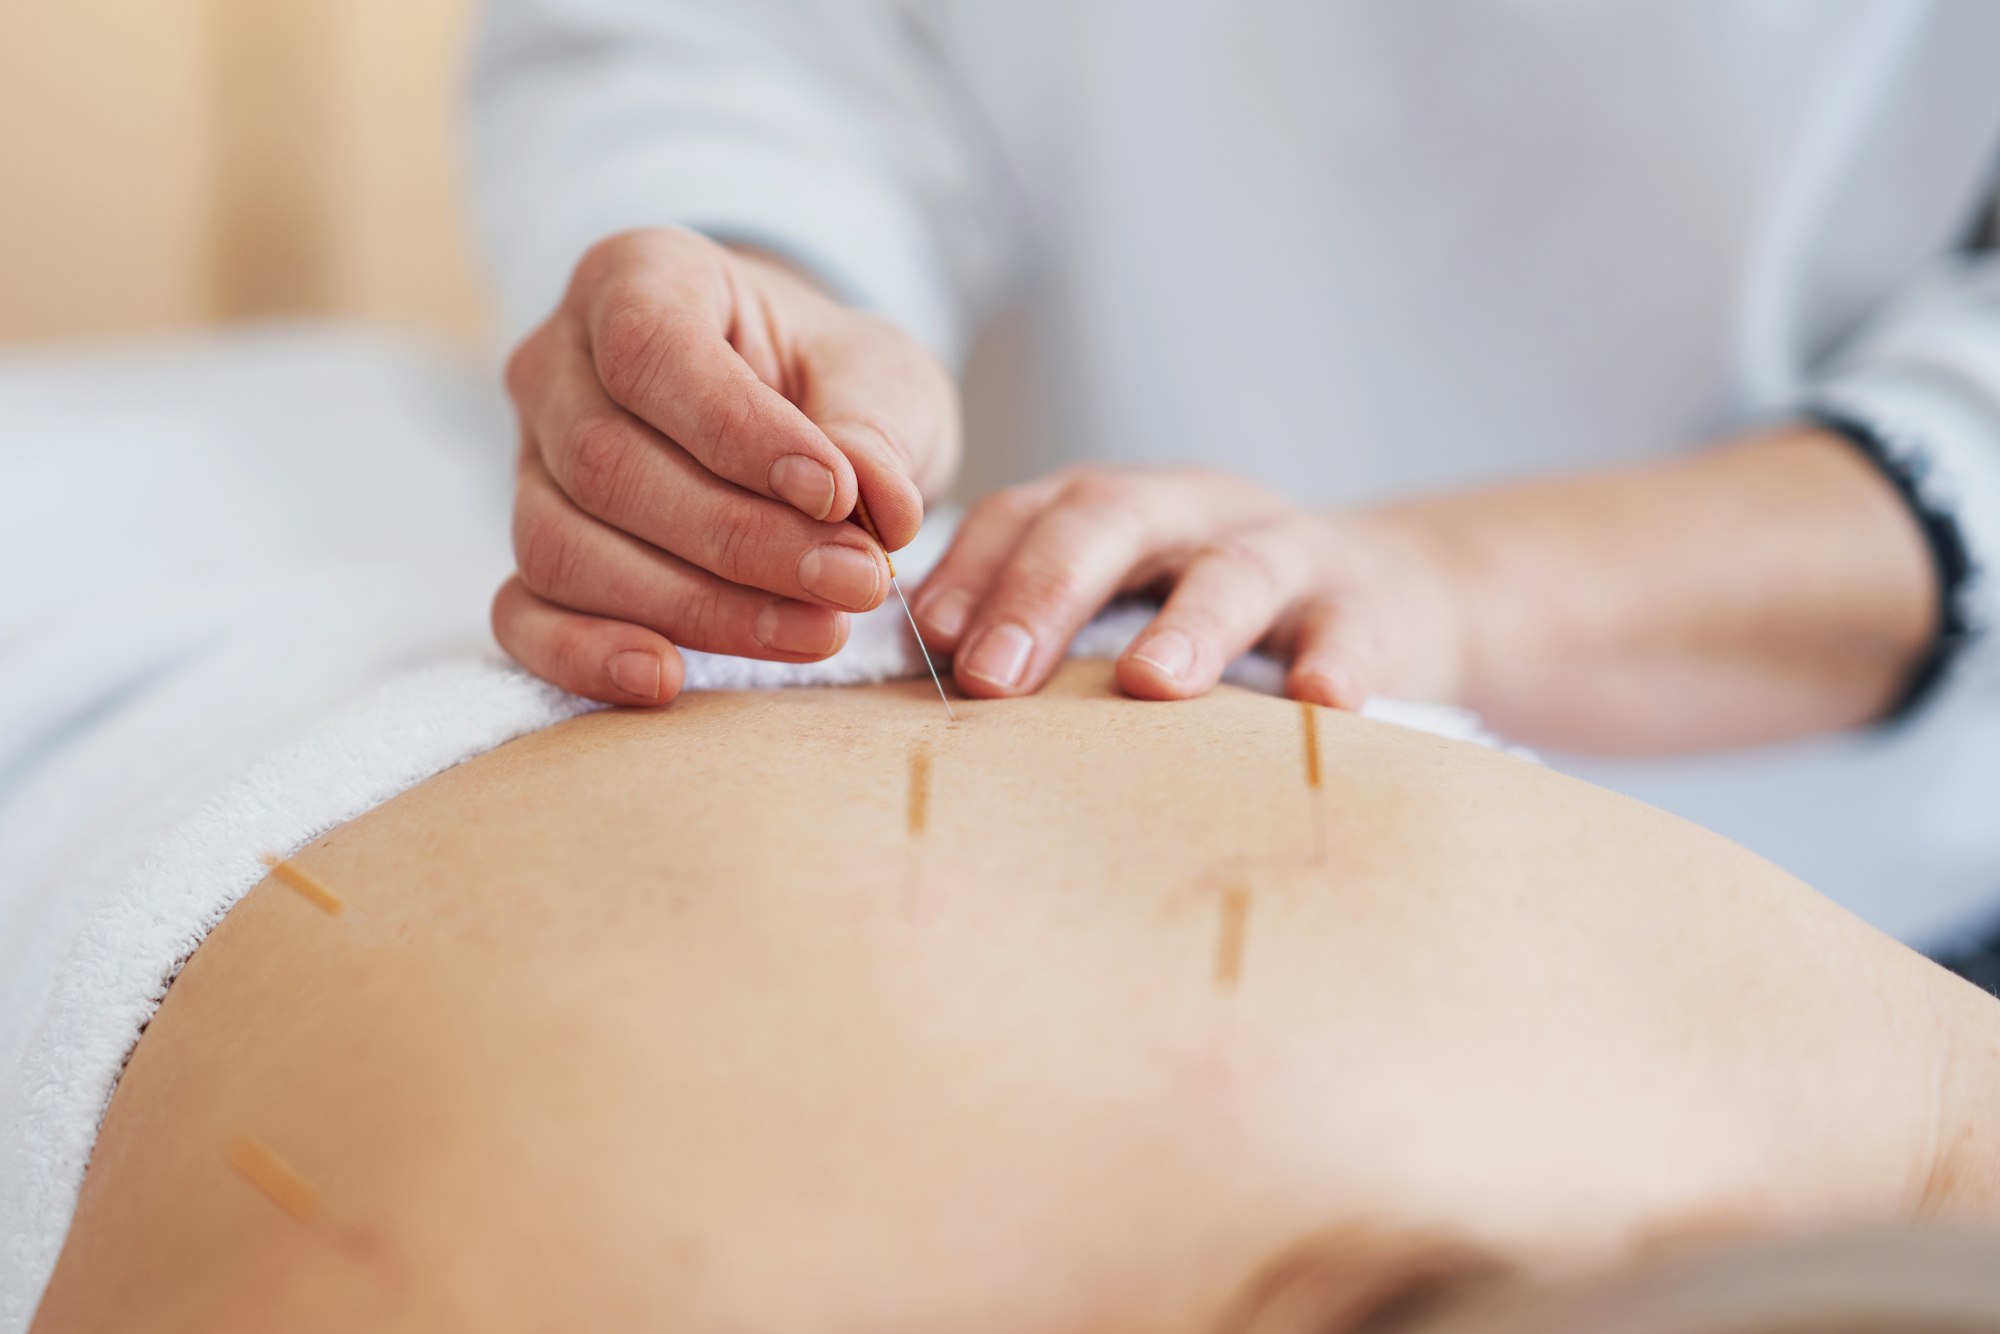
0,328,1518,1330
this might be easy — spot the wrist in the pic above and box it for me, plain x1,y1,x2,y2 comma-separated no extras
1348,427,1943,749
1798,411,1967,721
1762,424,1940,719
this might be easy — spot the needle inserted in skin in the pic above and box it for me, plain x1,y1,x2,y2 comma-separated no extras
892,577,956,721
851,496,956,721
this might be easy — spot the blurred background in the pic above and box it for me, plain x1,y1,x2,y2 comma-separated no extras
2,0,485,347
5,1,1997,952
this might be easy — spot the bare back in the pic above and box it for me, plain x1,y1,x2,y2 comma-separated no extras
33,661,1986,1333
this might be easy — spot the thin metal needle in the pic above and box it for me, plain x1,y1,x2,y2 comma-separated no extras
849,493,955,721
892,576,956,721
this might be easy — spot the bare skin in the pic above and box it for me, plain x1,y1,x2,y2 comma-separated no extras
30,661,2000,1333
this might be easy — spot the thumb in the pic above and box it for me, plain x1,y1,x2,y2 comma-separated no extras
821,417,928,551
800,327,961,551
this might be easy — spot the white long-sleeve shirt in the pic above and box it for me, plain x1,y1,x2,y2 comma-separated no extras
467,0,2000,942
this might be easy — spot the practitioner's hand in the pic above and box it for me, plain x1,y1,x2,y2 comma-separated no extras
495,227,960,705
911,467,1468,709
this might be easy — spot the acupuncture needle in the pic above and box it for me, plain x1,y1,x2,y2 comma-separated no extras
851,496,955,721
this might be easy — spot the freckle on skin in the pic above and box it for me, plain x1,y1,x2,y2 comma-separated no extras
261,853,345,915
226,1134,318,1222
907,743,932,838
1215,883,1252,992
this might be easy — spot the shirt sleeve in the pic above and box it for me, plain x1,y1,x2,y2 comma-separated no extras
1800,251,2000,708
465,0,1022,368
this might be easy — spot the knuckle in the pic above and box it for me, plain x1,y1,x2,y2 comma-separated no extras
1001,565,1089,621
593,300,669,406
854,412,912,469
690,379,756,463
552,625,609,691
707,504,782,584
513,507,583,600
574,230,646,291
1055,464,1117,500
1058,473,1150,536
678,579,740,652
1204,533,1291,596
561,415,640,517
973,484,1044,527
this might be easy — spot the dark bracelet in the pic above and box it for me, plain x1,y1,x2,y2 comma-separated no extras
1802,407,1974,723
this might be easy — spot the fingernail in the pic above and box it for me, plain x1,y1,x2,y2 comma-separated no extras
797,543,881,610
961,622,1034,690
1130,630,1194,683
769,454,837,520
756,601,842,656
919,587,973,639
607,650,662,702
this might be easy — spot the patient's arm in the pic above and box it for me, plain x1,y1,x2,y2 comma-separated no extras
31,661,2000,1333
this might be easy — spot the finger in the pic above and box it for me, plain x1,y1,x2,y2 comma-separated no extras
828,415,926,555
514,458,850,662
952,475,1201,698
525,335,888,612
909,476,1066,652
1283,598,1384,711
800,316,962,549
1116,531,1310,700
585,279,859,523
492,574,686,707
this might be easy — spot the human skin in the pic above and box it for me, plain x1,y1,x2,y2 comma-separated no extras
31,661,2000,1332
495,227,1933,753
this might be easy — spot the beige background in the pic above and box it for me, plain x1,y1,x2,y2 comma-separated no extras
0,0,488,346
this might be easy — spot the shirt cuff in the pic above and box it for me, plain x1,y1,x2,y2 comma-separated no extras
1801,365,2000,711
